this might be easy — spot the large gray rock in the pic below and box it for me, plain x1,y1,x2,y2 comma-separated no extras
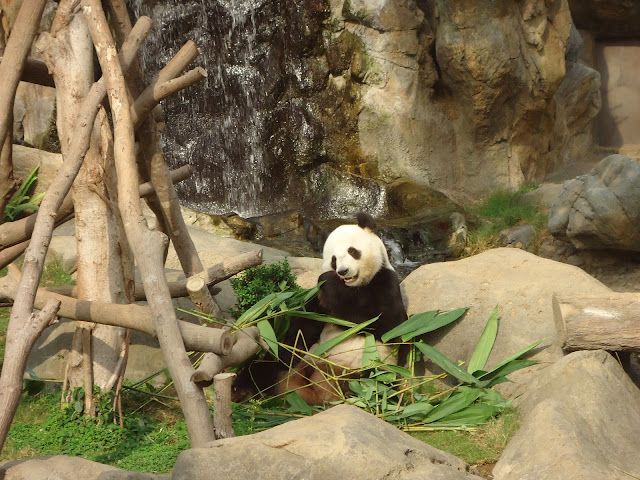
1,456,117,480
494,350,640,480
401,248,612,397
549,154,640,251
173,404,483,480
0,456,168,480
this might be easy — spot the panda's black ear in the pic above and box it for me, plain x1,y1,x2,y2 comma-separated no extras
356,212,377,231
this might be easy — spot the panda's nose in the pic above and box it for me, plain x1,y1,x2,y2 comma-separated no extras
337,268,349,277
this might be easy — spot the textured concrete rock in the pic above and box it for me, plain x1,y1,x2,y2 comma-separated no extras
0,456,117,480
0,456,169,480
549,154,640,251
494,350,640,480
15,82,57,150
516,183,562,209
401,248,612,397
173,404,483,480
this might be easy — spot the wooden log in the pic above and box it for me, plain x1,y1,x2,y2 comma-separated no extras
0,56,56,87
190,326,267,387
552,293,640,352
213,372,236,439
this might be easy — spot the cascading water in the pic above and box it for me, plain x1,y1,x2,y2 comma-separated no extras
126,0,389,220
128,0,298,217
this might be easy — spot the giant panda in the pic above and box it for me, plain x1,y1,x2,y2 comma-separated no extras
231,212,407,405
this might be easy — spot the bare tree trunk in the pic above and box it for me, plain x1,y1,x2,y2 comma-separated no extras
105,1,222,324
0,0,47,215
82,0,215,446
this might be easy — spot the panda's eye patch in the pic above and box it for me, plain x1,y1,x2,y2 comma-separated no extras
348,247,361,259
331,255,337,271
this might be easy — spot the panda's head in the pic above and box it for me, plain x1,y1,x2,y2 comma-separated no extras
321,213,393,287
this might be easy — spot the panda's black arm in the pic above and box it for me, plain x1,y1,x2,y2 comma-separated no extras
371,269,407,340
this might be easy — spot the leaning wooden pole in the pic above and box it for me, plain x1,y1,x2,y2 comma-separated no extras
108,1,225,326
82,0,215,446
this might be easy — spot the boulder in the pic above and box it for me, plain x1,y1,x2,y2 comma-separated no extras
401,248,612,397
12,145,63,197
497,225,536,249
494,350,640,480
1,456,117,480
173,404,483,480
515,183,562,209
0,456,168,480
548,154,640,251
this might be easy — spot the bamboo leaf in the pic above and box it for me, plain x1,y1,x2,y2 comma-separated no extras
426,404,500,427
381,310,438,343
290,310,358,328
257,319,278,358
414,342,485,387
478,339,542,378
480,359,538,387
235,293,278,326
468,306,499,374
285,391,312,415
361,333,379,368
379,364,414,378
401,307,469,342
424,387,481,423
398,401,434,419
312,317,378,356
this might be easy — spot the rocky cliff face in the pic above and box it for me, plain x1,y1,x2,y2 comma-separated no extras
16,0,602,218
324,0,600,203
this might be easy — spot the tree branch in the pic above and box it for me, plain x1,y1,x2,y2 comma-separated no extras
130,67,207,127
44,248,261,307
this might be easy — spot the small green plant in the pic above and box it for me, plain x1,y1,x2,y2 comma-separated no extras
3,167,45,222
466,185,548,254
229,259,300,318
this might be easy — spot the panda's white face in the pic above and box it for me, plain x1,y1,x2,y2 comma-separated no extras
321,223,393,287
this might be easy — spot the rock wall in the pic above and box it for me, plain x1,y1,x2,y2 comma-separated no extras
323,0,601,203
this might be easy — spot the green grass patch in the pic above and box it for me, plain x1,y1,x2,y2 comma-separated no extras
40,259,75,287
1,390,190,473
409,408,520,466
466,185,548,255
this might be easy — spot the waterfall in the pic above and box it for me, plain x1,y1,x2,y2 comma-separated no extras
128,0,286,217
127,0,388,220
